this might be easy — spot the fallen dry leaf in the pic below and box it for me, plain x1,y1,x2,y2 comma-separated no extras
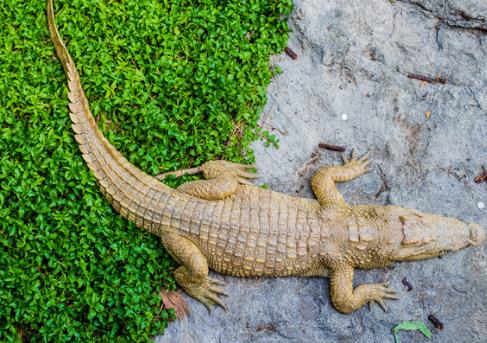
474,170,487,184
160,288,191,320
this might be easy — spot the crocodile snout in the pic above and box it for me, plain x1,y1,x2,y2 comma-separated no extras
469,223,486,247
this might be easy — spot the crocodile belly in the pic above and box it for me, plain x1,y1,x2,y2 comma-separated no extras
204,243,319,277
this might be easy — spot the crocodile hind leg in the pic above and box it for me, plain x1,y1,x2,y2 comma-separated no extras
329,262,399,313
177,160,256,200
161,231,228,310
311,149,371,208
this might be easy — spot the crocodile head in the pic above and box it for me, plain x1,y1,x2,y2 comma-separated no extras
388,207,485,261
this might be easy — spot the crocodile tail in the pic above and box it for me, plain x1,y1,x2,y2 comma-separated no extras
47,0,72,74
47,0,106,171
47,0,174,228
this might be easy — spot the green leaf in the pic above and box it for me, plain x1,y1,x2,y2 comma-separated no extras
392,321,433,343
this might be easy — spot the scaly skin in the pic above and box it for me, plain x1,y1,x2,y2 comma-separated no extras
48,0,486,314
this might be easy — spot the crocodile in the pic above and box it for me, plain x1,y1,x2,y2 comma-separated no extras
47,0,486,314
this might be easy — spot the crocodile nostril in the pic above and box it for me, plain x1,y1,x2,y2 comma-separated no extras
469,224,486,246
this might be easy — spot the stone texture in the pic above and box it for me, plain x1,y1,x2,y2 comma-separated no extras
156,0,487,342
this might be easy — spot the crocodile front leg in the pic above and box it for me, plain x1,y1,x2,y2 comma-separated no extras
177,160,256,200
329,262,399,313
161,231,228,310
311,149,371,208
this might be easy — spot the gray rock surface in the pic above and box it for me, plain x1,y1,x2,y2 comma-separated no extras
156,0,487,342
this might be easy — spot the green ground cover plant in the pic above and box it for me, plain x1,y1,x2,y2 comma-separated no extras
0,0,292,341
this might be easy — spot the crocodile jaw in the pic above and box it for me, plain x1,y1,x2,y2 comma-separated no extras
391,211,486,262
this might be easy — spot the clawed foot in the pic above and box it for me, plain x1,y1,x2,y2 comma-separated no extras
183,276,229,312
340,149,372,175
156,160,257,183
366,282,400,312
202,160,257,185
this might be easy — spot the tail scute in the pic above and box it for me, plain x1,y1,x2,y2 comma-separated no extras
69,112,80,123
74,134,86,145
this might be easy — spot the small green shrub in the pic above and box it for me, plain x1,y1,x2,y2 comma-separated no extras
0,0,292,341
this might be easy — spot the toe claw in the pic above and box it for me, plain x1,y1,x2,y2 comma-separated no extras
237,170,258,179
208,293,227,310
341,152,349,163
234,162,255,170
361,161,371,170
209,285,228,296
237,178,254,185
202,300,213,313
243,163,256,170
351,148,356,160
359,151,371,162
386,294,400,300
208,277,226,286
376,299,388,312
